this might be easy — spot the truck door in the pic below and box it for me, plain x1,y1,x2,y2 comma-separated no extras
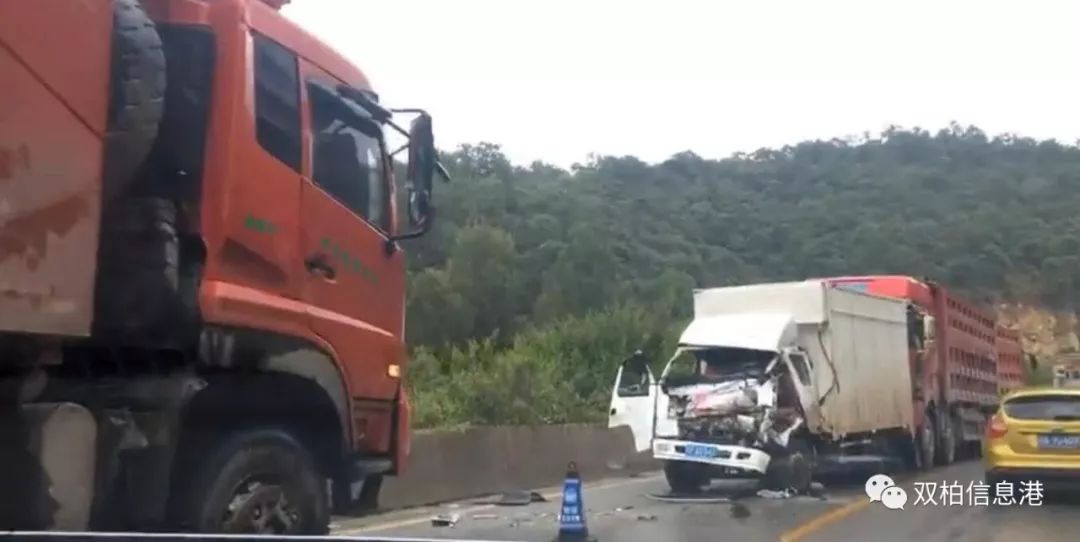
608,352,658,452
783,348,818,413
298,65,405,451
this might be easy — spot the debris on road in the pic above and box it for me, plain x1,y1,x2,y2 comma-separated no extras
808,481,828,499
430,513,460,527
493,489,548,506
756,488,795,499
636,514,659,522
471,513,499,520
508,512,542,529
496,491,530,506
615,505,634,512
645,492,731,504
730,502,751,519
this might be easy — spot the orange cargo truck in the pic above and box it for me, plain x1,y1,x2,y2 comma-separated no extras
0,0,445,533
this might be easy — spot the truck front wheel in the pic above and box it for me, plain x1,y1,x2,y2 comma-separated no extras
762,439,813,494
663,461,705,494
176,428,329,535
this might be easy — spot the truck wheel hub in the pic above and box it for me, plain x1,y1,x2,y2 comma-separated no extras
224,480,299,534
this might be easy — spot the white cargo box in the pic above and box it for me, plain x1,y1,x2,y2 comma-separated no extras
689,280,915,437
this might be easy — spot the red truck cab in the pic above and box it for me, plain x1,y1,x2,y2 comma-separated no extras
1,0,443,533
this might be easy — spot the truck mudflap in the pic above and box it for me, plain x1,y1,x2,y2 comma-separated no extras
0,402,97,530
652,438,771,474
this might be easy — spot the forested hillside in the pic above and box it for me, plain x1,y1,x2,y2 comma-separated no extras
405,124,1080,427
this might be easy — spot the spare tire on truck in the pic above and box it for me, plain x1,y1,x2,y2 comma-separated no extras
102,0,165,202
93,0,176,342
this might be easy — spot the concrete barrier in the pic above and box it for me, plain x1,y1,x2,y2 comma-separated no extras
380,424,659,510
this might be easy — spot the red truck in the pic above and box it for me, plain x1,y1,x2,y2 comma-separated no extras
826,275,1024,466
996,327,1024,395
1,0,444,533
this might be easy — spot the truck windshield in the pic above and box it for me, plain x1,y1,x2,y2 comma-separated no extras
697,348,774,379
665,347,775,387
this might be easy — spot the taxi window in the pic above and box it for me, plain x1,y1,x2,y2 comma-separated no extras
1004,395,1080,420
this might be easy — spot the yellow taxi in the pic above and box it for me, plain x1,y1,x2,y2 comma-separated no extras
984,386,1080,487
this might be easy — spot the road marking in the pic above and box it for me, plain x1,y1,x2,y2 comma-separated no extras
777,464,979,542
335,474,661,535
778,497,871,542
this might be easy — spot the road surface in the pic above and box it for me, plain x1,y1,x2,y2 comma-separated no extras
334,461,1079,542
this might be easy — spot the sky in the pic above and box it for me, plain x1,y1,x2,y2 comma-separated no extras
282,0,1080,167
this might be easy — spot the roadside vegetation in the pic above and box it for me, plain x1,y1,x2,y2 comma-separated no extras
406,124,1080,427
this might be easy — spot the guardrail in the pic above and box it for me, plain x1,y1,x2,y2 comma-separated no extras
381,423,657,510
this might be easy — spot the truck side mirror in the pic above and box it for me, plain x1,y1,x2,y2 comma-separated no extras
405,113,436,228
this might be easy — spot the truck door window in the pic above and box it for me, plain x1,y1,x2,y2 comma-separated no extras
253,33,301,171
617,364,650,397
307,82,390,231
788,352,812,385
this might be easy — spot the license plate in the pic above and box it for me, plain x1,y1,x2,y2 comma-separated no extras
1037,434,1080,449
684,444,718,458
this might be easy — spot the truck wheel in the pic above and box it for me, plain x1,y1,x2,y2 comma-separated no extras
177,428,329,535
936,414,956,466
763,439,813,493
103,0,166,202
663,461,704,494
918,419,936,470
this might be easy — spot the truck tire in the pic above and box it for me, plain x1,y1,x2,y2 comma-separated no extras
936,413,956,466
94,198,180,341
918,418,936,470
103,0,166,202
762,439,813,494
663,461,705,494
175,428,329,535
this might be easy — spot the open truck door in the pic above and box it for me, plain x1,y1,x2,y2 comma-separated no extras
608,350,658,452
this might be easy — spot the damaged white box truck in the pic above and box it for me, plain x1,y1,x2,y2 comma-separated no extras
608,280,924,493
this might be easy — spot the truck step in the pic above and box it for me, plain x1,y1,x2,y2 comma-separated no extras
348,456,393,478
814,454,905,477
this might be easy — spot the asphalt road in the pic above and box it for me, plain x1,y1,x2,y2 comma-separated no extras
334,461,1080,542
333,468,864,542
800,461,1080,542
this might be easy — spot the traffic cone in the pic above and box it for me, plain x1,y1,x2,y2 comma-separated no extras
555,461,592,542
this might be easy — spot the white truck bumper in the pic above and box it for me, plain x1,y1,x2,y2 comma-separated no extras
652,438,771,474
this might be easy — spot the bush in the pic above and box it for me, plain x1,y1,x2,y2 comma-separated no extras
407,303,687,428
